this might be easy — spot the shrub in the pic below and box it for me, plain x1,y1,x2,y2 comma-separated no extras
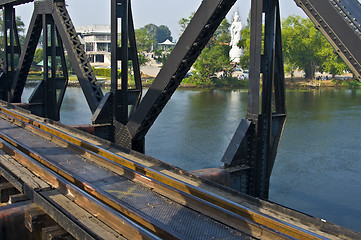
91,67,121,78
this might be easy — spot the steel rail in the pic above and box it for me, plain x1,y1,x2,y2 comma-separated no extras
0,105,326,240
0,125,184,238
0,138,161,240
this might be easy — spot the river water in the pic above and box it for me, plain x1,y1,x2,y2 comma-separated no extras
22,86,361,233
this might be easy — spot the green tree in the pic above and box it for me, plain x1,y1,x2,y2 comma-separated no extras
135,27,155,66
135,28,155,52
282,15,350,79
317,36,348,78
238,24,250,70
282,15,323,79
144,23,172,43
153,49,169,65
191,19,233,84
178,12,195,34
155,25,172,43
144,23,157,38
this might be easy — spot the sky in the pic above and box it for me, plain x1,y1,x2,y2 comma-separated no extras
15,0,306,40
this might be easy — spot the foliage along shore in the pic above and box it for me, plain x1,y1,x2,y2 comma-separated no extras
25,74,361,90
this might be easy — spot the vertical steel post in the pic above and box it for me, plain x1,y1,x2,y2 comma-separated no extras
253,0,285,199
42,14,49,109
44,15,58,120
109,0,143,149
2,5,21,101
248,0,263,119
127,1,142,117
110,0,118,143
257,0,277,199
223,0,286,199
246,0,264,197
2,6,9,101
111,0,129,126
120,0,129,125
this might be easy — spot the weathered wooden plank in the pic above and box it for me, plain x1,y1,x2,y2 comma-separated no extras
42,190,126,240
42,225,75,240
0,150,50,190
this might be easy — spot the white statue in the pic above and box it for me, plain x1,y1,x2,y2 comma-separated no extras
229,12,243,63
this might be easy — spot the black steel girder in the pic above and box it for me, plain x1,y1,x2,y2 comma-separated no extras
125,0,237,150
28,14,68,121
11,0,104,119
1,5,22,101
110,0,143,123
52,1,103,113
294,0,361,80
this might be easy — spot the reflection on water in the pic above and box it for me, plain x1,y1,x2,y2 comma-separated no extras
146,89,248,171
271,89,361,232
22,86,361,232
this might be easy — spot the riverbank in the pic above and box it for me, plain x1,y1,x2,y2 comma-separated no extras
25,74,361,89
285,78,361,89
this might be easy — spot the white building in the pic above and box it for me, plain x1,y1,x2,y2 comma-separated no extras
76,25,112,68
158,39,176,51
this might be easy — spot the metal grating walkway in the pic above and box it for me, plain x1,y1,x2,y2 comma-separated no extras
0,117,253,239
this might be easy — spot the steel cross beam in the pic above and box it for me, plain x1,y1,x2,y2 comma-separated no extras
9,10,41,103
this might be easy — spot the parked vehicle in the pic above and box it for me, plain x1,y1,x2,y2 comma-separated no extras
242,70,249,79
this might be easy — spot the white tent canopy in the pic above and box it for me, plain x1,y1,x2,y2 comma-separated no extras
159,39,176,46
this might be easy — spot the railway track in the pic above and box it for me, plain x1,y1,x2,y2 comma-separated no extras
0,103,357,239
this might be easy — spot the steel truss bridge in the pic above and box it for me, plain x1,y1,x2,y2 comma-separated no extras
0,0,360,239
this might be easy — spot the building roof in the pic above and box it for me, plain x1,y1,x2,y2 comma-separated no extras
159,39,176,46
76,25,111,35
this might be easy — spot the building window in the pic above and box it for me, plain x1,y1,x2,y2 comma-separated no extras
85,43,94,52
97,43,108,52
95,54,104,63
88,54,94,63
